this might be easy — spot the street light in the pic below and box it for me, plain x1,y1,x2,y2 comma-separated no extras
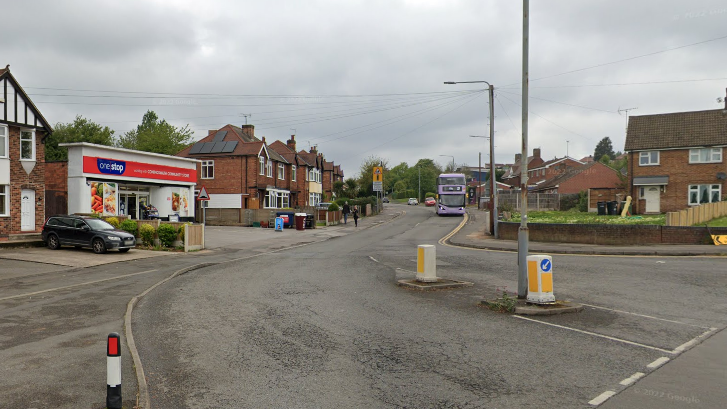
438,155,455,172
445,80,497,238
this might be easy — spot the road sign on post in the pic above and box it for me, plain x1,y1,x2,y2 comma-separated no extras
197,186,210,201
373,167,383,182
373,181,383,192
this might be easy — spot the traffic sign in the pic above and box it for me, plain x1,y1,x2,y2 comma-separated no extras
540,258,551,273
197,186,210,201
373,181,383,192
373,166,383,182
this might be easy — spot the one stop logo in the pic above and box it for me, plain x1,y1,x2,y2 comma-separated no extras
97,158,126,175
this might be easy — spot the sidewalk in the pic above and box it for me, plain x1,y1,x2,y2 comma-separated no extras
448,211,727,256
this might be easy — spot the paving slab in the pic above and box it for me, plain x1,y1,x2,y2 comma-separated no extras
0,247,169,267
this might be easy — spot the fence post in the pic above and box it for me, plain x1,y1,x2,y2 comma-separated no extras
184,224,189,253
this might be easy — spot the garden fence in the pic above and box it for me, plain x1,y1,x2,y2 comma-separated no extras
496,192,572,211
665,201,727,226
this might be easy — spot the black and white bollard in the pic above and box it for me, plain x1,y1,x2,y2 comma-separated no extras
107,332,122,409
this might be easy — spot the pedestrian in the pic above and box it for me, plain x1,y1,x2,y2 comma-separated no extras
353,206,359,227
342,201,350,224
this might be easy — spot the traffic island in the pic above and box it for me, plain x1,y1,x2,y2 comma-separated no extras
480,298,583,315
397,278,473,291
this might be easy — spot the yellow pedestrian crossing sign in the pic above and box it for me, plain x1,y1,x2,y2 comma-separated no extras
373,167,383,182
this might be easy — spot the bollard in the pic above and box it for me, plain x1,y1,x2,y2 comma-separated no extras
526,255,555,304
416,244,437,282
107,332,122,409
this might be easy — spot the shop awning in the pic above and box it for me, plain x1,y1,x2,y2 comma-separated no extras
633,176,669,186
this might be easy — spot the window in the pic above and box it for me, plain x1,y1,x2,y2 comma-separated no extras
639,151,659,166
278,163,285,180
201,160,214,179
689,148,722,164
0,185,8,216
688,184,722,205
291,165,296,182
259,157,265,175
264,190,290,209
638,187,645,199
266,160,273,177
309,168,315,181
20,130,35,160
0,125,7,158
309,192,321,206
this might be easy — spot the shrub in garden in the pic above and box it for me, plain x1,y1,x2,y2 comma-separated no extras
328,203,340,211
577,190,588,212
139,224,156,246
119,220,138,236
178,223,191,242
105,217,120,228
157,224,178,248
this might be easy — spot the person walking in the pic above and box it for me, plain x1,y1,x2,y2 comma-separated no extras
352,206,359,227
342,201,350,224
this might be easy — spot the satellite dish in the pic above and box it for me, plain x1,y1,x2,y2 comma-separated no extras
717,172,727,180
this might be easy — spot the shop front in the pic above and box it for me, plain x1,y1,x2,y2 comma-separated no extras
61,143,198,220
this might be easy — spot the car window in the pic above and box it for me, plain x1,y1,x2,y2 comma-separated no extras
60,218,75,228
74,219,88,229
46,218,60,226
85,218,115,231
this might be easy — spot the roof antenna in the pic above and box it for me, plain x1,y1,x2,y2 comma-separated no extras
618,107,638,135
240,113,252,125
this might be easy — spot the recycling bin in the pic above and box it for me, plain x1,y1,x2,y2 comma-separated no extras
276,211,295,228
294,213,306,230
597,201,606,215
305,214,315,229
605,201,615,215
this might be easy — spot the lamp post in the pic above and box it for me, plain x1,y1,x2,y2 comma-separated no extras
443,80,497,238
438,155,455,172
470,135,498,238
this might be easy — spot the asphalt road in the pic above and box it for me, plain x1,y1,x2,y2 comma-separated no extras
133,204,727,408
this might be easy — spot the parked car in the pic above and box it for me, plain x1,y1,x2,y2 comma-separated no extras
407,198,419,205
425,197,436,206
42,215,136,254
382,197,390,203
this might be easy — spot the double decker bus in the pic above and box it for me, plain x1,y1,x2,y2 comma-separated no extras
436,173,466,216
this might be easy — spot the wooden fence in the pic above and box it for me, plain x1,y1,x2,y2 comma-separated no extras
496,192,562,211
666,201,727,226
184,223,204,252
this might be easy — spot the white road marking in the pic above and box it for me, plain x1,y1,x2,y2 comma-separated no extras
619,372,645,386
512,315,675,354
368,256,379,263
671,327,720,353
647,356,670,369
0,269,159,301
588,391,616,406
581,303,711,329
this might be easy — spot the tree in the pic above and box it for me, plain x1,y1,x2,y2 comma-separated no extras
387,162,410,194
343,178,359,198
333,181,345,199
594,137,616,162
357,155,389,197
117,110,193,155
46,115,115,161
405,159,442,201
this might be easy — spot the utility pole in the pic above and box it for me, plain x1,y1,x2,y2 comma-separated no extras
518,0,530,299
478,152,482,208
418,165,421,203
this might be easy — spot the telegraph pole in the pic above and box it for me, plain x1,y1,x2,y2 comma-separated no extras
518,0,530,299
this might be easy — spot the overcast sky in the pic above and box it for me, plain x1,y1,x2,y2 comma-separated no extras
3,0,727,177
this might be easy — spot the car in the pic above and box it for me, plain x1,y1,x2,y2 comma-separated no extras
407,198,419,205
424,197,436,206
382,197,390,203
42,215,136,254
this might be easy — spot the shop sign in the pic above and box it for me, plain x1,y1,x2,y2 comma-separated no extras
83,156,196,183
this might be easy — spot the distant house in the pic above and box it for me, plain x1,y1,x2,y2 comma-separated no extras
625,108,727,214
0,66,53,236
526,156,585,187
501,148,545,188
530,161,623,194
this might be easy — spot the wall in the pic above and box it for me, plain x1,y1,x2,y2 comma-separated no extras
497,221,727,245
559,162,622,194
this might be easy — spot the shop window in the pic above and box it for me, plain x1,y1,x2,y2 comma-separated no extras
0,185,7,216
639,151,659,166
688,184,722,205
201,160,214,179
20,130,35,160
278,163,285,180
291,165,296,182
0,125,7,158
259,156,265,175
689,148,722,164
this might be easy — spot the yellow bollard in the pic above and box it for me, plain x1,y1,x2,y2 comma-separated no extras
526,255,555,304
416,244,437,282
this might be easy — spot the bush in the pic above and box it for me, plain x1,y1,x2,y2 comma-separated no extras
178,223,191,241
119,220,138,236
328,202,340,211
577,190,588,212
334,198,348,207
157,224,178,248
105,217,120,228
139,224,156,246
425,192,436,199
559,194,580,211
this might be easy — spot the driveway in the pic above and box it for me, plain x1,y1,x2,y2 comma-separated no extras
0,246,170,267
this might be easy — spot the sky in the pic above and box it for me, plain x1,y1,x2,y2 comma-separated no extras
3,0,727,177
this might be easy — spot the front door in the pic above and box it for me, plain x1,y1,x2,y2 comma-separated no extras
21,189,35,231
644,186,660,213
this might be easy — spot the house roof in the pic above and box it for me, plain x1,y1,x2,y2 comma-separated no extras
177,126,287,163
503,155,544,179
0,65,54,134
297,151,321,168
268,140,300,165
530,156,584,171
625,109,727,151
534,162,616,190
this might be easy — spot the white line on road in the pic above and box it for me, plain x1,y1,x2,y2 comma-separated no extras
0,269,159,301
588,391,617,406
647,356,670,369
368,256,379,263
512,315,675,354
581,303,711,329
671,327,720,354
619,372,645,386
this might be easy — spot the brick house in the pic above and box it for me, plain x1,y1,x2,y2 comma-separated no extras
501,148,545,188
268,135,311,208
0,66,53,237
625,108,727,214
530,161,623,194
526,156,585,187
296,146,325,206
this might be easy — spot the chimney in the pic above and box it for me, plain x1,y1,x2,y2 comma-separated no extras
262,136,266,144
310,145,317,154
533,148,541,158
287,135,296,151
515,153,522,163
241,124,255,140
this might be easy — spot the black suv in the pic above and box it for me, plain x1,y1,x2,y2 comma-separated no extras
42,215,136,254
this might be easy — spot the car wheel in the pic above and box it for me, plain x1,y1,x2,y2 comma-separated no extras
92,238,107,254
119,248,130,253
47,234,60,250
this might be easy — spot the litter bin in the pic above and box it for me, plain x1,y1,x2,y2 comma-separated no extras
609,201,619,215
276,211,295,228
605,201,615,215
304,214,315,229
294,213,306,230
597,201,606,215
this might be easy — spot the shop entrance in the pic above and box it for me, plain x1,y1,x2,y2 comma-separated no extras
119,185,150,219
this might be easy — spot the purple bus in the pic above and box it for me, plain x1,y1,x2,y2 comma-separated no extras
436,173,466,216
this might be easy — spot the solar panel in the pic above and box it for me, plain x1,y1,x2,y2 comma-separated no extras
199,143,214,153
221,141,238,153
210,141,227,153
189,142,204,154
213,130,227,142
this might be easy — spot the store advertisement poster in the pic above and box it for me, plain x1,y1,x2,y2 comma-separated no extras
90,182,118,216
172,188,190,216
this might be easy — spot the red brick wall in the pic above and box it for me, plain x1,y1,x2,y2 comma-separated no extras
1,126,46,235
45,161,68,191
629,149,727,214
497,222,727,245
